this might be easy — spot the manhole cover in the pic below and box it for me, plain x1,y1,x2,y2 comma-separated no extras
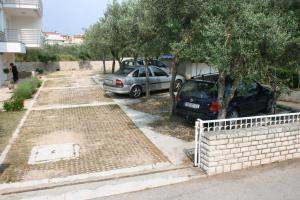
28,143,80,165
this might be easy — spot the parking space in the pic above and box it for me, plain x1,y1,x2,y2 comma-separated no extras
34,87,112,109
0,71,168,183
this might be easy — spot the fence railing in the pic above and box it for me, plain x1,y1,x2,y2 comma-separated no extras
0,31,5,41
194,112,300,167
1,0,41,6
0,29,42,46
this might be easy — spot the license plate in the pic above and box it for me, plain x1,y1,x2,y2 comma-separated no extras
185,102,200,109
105,80,113,84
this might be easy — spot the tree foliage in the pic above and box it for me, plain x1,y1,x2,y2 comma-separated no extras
85,0,299,118
16,45,92,63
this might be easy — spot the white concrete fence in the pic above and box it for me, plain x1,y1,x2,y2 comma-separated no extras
194,113,300,175
15,61,120,73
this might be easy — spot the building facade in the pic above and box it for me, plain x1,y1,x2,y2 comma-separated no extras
44,32,84,46
0,0,43,86
44,31,65,45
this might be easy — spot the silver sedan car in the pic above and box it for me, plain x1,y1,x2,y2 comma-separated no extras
103,66,185,98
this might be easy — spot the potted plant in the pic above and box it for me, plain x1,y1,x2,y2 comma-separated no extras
3,68,9,74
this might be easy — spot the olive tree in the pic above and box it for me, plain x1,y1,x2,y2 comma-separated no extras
174,0,294,118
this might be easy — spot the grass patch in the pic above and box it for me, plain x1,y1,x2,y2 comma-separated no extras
0,111,25,153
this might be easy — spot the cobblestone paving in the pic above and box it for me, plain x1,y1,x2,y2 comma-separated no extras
0,72,167,183
34,87,112,108
43,77,97,88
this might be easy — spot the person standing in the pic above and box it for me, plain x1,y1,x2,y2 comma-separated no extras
10,63,19,83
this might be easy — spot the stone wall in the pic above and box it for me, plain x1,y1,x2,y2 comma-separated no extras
200,124,300,175
280,91,300,104
15,61,120,73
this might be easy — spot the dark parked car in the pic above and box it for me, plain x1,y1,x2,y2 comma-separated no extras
175,74,274,121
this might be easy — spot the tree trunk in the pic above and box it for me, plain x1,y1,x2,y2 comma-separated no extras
133,54,138,66
112,59,115,73
169,58,179,116
271,81,278,115
145,58,150,99
217,71,238,119
102,59,106,74
117,60,122,68
217,71,226,119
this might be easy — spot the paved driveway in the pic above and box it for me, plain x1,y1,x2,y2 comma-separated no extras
0,71,167,183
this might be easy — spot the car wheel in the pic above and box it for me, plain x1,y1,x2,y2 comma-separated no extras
174,80,183,92
266,99,275,114
129,85,142,98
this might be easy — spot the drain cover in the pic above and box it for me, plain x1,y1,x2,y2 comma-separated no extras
28,143,80,165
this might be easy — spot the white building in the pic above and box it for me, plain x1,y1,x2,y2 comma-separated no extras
44,31,65,45
71,34,84,45
0,0,43,86
44,32,84,46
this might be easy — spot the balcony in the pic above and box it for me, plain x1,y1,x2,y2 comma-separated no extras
1,0,43,17
0,29,43,53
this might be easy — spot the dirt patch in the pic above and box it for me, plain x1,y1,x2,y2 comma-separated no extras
0,111,25,154
150,114,194,142
128,96,194,142
128,96,169,115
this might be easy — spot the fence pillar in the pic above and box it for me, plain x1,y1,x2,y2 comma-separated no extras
194,121,200,167
194,120,203,167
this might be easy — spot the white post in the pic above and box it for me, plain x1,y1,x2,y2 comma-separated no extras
194,121,200,167
198,120,203,168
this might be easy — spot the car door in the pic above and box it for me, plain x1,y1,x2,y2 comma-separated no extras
151,67,170,90
235,82,261,116
138,67,155,91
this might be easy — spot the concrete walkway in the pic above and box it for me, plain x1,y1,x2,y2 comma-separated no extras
100,159,300,200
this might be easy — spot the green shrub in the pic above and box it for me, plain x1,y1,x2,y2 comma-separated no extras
3,98,24,112
13,82,33,100
35,68,44,74
30,77,42,89
12,78,42,100
59,54,78,61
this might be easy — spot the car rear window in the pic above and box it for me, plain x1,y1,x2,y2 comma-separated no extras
115,67,135,76
180,81,217,99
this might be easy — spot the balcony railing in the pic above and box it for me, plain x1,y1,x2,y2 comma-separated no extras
1,0,43,15
0,29,42,47
1,0,41,6
0,31,5,42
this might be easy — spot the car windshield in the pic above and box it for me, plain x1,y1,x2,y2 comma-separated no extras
180,81,218,99
114,67,135,76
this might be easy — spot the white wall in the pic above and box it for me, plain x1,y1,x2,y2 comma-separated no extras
0,53,15,86
177,61,218,79
10,16,41,29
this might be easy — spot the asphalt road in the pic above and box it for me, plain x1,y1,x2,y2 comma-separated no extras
99,159,300,200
